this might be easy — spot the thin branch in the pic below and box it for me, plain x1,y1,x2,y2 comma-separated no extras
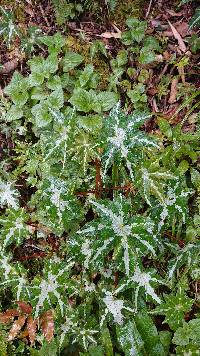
146,0,153,18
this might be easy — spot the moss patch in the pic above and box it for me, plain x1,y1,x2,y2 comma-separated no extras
110,0,146,28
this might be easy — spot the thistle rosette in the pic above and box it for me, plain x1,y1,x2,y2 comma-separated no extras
101,103,159,181
70,195,159,276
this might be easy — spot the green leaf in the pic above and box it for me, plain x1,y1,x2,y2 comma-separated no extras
116,320,144,356
159,331,172,355
186,34,200,53
189,7,200,29
5,105,23,122
29,340,58,356
72,196,159,276
125,18,147,43
191,168,200,191
101,103,155,181
143,36,161,51
4,71,29,106
77,114,102,132
176,343,200,355
135,160,176,206
127,83,147,107
0,257,30,301
47,88,64,110
168,241,200,280
95,91,118,112
135,311,165,355
151,289,194,330
172,321,190,346
31,257,75,317
39,32,65,53
63,51,83,71
173,318,200,345
90,40,107,59
177,160,189,175
20,25,42,54
101,327,113,356
44,53,59,76
31,102,52,128
31,177,84,235
139,47,156,64
77,64,99,89
115,264,162,308
158,118,172,138
69,88,95,112
0,6,21,48
116,50,128,67
0,208,29,249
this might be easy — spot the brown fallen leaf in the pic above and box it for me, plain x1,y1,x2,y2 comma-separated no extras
166,9,183,17
40,310,54,343
15,301,33,315
168,77,179,104
168,21,187,53
0,58,19,74
99,31,121,39
0,309,19,324
176,22,189,38
7,315,26,341
27,316,37,344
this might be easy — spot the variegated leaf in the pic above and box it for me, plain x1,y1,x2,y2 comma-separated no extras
150,288,194,330
0,179,19,209
71,196,158,276
31,176,84,235
0,208,29,249
101,103,158,181
115,264,162,310
31,257,75,318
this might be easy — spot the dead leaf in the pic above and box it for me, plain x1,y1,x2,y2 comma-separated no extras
0,309,20,324
99,31,121,39
166,9,183,17
40,310,54,343
168,77,179,104
15,301,33,314
7,315,26,341
0,59,19,74
168,21,187,53
176,22,189,38
27,316,37,344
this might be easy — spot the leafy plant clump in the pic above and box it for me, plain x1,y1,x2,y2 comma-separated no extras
0,16,200,355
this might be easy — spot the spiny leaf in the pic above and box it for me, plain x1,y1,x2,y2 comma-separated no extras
100,290,134,326
150,289,194,330
115,264,162,310
101,103,156,181
0,208,29,249
0,180,19,209
72,196,158,276
31,257,75,317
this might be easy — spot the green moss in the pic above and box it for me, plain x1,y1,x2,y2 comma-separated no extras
110,0,146,28
0,0,26,22
65,35,110,90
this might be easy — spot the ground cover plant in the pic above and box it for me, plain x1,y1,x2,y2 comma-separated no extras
0,0,200,355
